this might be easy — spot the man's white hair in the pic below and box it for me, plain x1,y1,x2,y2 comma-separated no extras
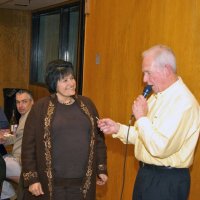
142,44,176,72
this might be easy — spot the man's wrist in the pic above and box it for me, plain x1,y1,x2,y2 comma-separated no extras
114,123,120,134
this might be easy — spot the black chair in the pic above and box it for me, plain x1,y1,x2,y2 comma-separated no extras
0,154,6,195
3,88,21,123
0,144,7,157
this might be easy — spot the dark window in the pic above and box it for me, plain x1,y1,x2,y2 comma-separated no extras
30,1,84,94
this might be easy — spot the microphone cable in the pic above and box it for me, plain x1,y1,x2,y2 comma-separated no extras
120,115,133,200
119,85,152,199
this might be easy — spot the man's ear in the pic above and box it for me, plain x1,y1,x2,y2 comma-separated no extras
164,64,172,76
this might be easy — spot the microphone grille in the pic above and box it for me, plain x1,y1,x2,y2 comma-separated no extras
142,85,152,98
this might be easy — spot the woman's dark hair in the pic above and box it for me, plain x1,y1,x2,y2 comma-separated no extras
45,59,74,93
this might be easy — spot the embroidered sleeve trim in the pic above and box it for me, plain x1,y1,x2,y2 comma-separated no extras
43,100,55,200
78,99,96,199
98,164,107,171
23,171,38,181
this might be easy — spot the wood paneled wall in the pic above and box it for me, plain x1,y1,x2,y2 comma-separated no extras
1,1,200,200
0,9,31,106
83,0,200,200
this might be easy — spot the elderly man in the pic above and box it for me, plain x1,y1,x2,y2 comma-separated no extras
98,45,200,200
0,89,33,200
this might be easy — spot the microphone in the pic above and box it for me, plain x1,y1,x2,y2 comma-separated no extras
130,85,152,121
142,85,152,98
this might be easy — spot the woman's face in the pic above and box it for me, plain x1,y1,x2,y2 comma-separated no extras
56,74,76,98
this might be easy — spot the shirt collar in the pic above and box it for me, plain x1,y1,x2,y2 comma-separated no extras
153,77,182,99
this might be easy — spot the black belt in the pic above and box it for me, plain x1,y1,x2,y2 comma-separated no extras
139,161,184,170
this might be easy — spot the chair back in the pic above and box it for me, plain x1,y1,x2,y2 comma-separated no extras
0,154,6,194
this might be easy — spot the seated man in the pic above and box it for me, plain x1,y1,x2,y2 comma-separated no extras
0,89,34,200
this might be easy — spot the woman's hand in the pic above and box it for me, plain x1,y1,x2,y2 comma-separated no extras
96,174,108,185
29,182,44,196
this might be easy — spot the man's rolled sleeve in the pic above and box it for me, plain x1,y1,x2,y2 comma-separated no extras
112,123,138,144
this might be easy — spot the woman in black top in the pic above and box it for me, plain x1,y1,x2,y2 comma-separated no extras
21,60,108,200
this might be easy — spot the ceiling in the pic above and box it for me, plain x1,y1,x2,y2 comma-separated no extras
0,0,68,10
